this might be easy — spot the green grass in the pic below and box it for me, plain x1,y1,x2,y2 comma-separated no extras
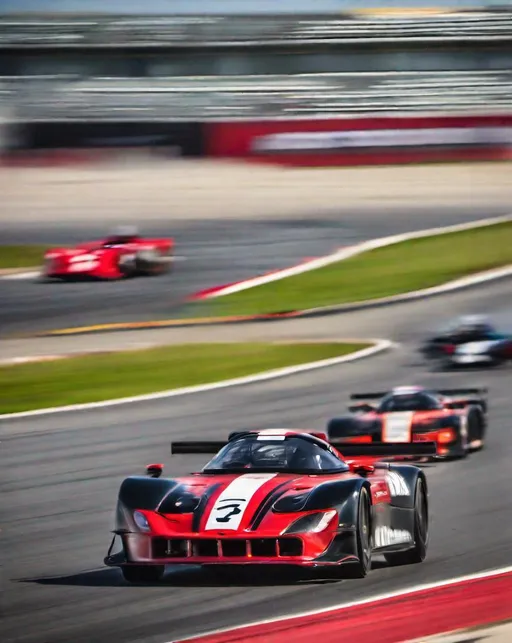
200,221,512,317
0,245,47,269
0,342,368,414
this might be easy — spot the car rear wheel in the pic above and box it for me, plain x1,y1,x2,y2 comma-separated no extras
135,249,172,276
121,564,165,584
342,486,372,579
385,477,428,567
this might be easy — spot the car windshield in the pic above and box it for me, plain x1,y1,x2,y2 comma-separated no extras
438,316,495,336
378,392,442,412
202,435,349,474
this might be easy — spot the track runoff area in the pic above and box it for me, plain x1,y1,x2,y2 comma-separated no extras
175,567,512,643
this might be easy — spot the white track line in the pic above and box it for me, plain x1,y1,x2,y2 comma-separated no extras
1,271,40,280
170,565,512,643
0,339,392,420
197,214,512,299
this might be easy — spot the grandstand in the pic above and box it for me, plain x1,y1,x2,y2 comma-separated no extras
1,2,511,147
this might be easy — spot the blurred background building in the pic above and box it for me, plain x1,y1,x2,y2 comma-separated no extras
0,0,511,152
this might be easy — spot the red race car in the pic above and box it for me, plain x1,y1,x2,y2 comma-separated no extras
104,428,436,583
42,226,174,280
327,385,488,459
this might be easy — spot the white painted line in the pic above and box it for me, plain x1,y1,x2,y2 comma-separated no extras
0,355,67,366
1,271,41,280
197,214,512,299
0,339,392,420
170,565,512,643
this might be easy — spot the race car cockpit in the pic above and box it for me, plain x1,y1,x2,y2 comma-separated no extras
103,226,140,247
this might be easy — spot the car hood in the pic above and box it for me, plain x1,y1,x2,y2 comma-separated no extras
156,473,321,533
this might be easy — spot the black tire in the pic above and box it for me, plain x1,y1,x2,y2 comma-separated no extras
341,486,372,579
121,564,165,584
467,409,485,451
135,249,172,276
385,477,428,567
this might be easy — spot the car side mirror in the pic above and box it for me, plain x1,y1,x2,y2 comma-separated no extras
146,463,164,478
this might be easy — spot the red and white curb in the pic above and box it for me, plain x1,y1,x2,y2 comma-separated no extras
169,565,512,643
0,338,392,420
190,214,512,301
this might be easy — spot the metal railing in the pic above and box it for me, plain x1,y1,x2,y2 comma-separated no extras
1,12,512,47
4,71,512,120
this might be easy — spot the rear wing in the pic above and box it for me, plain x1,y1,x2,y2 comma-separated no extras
171,441,227,454
349,392,387,400
171,440,437,458
350,388,487,400
436,388,487,398
330,441,437,458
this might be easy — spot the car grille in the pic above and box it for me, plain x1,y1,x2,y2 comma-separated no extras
152,537,303,559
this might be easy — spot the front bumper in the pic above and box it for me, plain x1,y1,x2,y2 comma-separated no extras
104,529,357,568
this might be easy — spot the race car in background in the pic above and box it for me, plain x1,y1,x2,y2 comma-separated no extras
104,428,436,583
41,226,174,280
326,386,488,459
420,316,512,368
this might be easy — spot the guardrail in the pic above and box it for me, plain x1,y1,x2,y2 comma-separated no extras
4,71,512,121
1,11,512,47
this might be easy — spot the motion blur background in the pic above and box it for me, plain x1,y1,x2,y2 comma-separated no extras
1,0,511,159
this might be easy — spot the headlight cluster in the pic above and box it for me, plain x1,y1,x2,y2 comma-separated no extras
133,510,150,531
285,510,337,534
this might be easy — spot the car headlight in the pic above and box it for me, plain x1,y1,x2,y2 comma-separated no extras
133,510,150,531
285,510,337,534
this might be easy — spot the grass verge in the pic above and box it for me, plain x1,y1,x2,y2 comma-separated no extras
0,341,368,414
199,221,512,317
0,245,47,269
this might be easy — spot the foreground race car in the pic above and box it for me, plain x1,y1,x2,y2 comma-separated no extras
104,428,436,583
42,226,174,280
327,386,487,459
420,316,512,368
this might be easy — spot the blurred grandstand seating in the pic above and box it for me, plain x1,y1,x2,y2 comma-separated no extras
4,71,511,120
1,8,511,123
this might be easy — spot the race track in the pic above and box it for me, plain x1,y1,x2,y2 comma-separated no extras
3,161,512,643
3,282,512,643
1,202,510,337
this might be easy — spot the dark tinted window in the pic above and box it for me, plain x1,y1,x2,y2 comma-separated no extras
203,436,348,473
378,392,441,412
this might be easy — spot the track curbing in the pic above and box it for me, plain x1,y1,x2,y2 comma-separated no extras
169,565,512,643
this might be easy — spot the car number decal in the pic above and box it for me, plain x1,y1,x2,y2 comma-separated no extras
383,412,414,443
204,474,277,531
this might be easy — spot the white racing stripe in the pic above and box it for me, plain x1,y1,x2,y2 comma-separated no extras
204,473,276,531
383,412,414,443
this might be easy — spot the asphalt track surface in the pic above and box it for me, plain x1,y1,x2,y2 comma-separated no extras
1,203,511,337
3,279,512,643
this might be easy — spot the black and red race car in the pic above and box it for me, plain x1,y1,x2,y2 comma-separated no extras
327,386,488,459
104,428,436,583
42,226,173,280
